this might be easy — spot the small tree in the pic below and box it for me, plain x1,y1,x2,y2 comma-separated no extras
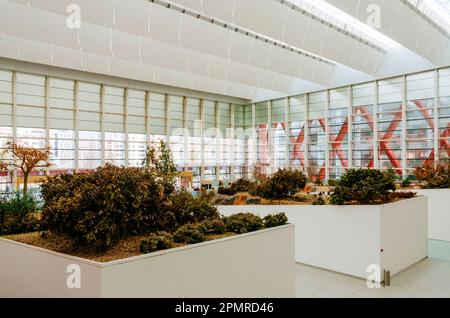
143,140,178,193
6,142,51,195
0,160,7,171
415,161,450,189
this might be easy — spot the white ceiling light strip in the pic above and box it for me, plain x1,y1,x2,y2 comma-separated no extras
148,0,336,65
402,0,450,38
277,0,401,52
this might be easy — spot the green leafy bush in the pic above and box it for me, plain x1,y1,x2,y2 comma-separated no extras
263,213,288,228
140,231,174,254
312,195,326,205
401,178,411,188
199,218,226,234
415,162,450,189
41,165,169,251
218,178,255,196
0,192,39,235
246,197,261,205
213,195,235,205
173,223,207,244
327,179,337,187
167,189,220,228
387,191,416,201
223,213,263,234
217,187,235,196
330,169,396,205
253,169,307,199
143,140,178,195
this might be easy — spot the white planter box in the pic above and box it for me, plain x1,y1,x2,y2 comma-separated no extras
415,189,450,242
0,225,295,298
219,196,428,282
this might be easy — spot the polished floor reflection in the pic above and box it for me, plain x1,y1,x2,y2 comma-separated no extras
295,242,450,298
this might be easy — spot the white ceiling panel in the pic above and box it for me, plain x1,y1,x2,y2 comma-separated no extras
186,50,209,77
0,34,52,66
207,55,229,82
320,28,357,67
227,63,260,87
172,0,203,12
266,46,307,80
78,25,111,57
180,13,232,58
111,31,140,62
228,32,253,65
202,0,236,22
232,0,288,40
114,0,150,37
282,9,307,47
142,39,189,72
327,0,449,65
248,39,272,69
0,1,78,50
301,18,327,55
149,3,182,45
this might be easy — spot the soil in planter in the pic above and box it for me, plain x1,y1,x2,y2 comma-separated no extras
3,231,235,263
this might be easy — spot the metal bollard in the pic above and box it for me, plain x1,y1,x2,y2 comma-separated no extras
384,269,391,287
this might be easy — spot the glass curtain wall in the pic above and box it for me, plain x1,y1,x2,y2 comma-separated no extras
252,66,450,181
0,69,243,194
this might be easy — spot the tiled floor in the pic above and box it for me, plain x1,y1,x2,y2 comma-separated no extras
295,250,450,298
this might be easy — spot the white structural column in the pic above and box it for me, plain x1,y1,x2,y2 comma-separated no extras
348,85,353,169
304,94,309,175
74,81,79,171
373,81,379,169
44,76,50,175
144,91,150,147
251,103,256,174
124,88,129,166
267,100,272,174
164,94,170,140
215,101,220,181
285,97,290,168
230,103,235,180
401,75,407,179
434,69,440,162
200,99,205,183
11,71,17,188
100,84,105,165
325,90,330,182
183,96,188,171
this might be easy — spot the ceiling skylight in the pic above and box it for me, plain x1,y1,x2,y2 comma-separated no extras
279,0,402,52
405,0,450,36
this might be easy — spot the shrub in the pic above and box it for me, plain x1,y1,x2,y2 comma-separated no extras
213,195,235,205
415,162,450,189
330,169,396,205
253,169,307,199
41,165,168,251
139,231,174,254
401,178,411,188
200,218,226,234
173,224,207,244
263,213,288,228
217,187,235,196
386,191,416,201
218,178,255,196
223,213,263,234
246,197,261,205
143,140,178,195
0,193,39,235
290,193,314,202
327,179,337,187
167,189,220,228
312,195,326,205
